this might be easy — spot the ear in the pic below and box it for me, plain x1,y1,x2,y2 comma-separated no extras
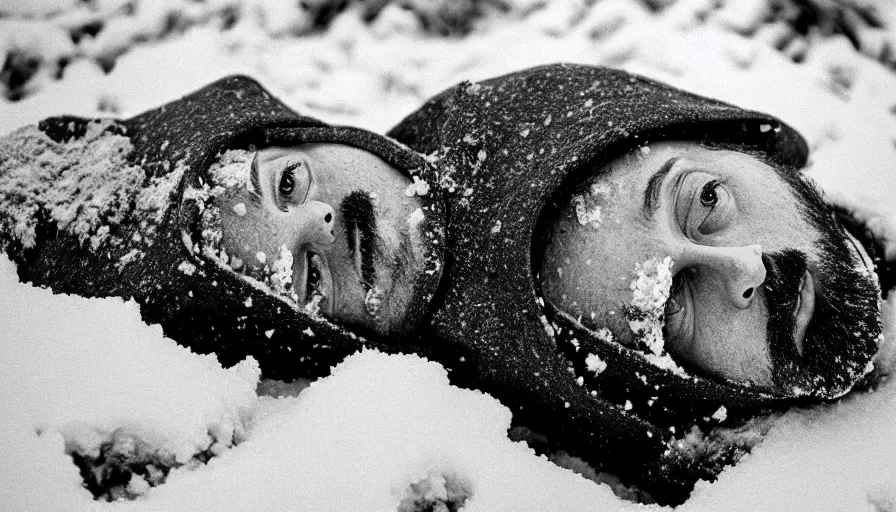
830,202,896,299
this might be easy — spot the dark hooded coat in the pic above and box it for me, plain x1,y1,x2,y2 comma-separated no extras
386,63,839,504
0,75,446,382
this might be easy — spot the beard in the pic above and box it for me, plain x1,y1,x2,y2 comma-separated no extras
763,232,881,398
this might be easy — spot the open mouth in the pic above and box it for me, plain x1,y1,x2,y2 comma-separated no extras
303,249,334,316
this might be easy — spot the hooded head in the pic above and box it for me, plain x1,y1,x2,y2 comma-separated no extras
0,76,445,380
541,140,881,399
388,63,883,503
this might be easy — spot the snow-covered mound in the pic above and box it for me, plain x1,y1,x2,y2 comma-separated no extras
2,0,896,510
0,255,259,506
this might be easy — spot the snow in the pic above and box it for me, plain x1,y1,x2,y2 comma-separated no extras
0,121,143,249
364,285,385,317
586,353,609,376
682,371,896,512
572,183,609,228
627,255,675,357
0,255,259,507
0,257,626,510
2,0,896,510
404,175,431,197
268,245,294,297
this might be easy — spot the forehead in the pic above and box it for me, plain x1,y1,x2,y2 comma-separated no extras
602,141,778,191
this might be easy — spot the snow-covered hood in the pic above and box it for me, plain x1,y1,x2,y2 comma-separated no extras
0,75,445,381
387,63,848,503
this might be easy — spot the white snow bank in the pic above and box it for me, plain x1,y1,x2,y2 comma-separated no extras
0,242,627,510
0,255,260,509
120,350,626,511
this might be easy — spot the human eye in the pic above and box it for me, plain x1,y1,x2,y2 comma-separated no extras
695,179,731,235
678,172,732,237
276,162,311,208
279,167,295,196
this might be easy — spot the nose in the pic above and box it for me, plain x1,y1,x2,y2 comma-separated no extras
681,244,766,309
295,200,336,246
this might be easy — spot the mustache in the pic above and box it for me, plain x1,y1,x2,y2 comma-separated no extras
340,191,379,290
762,249,810,386
762,249,808,330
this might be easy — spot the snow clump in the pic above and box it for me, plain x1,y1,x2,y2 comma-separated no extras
0,121,143,250
626,256,674,356
404,175,431,197
586,353,608,376
365,285,385,317
572,182,611,228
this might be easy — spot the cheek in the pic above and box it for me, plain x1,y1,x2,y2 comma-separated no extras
728,199,817,255
221,208,283,267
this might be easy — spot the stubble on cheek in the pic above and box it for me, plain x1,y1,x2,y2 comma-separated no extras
369,220,416,328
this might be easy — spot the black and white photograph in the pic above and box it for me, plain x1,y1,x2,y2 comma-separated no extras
1,0,895,510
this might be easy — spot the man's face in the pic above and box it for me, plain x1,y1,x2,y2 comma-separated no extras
541,141,880,395
215,144,427,337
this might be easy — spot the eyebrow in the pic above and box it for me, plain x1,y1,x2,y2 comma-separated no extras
642,157,679,219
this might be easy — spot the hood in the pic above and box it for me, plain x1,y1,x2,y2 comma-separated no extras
0,75,445,381
387,63,855,504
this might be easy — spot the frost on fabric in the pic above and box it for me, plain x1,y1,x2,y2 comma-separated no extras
404,175,431,197
585,353,608,375
0,121,185,261
0,121,144,250
668,413,780,469
572,183,611,228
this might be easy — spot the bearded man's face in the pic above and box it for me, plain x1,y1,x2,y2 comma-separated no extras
541,141,880,397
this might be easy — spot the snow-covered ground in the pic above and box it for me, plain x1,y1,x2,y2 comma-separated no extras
2,0,896,510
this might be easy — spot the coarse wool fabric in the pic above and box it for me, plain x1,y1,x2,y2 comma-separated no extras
0,75,446,381
387,63,820,504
